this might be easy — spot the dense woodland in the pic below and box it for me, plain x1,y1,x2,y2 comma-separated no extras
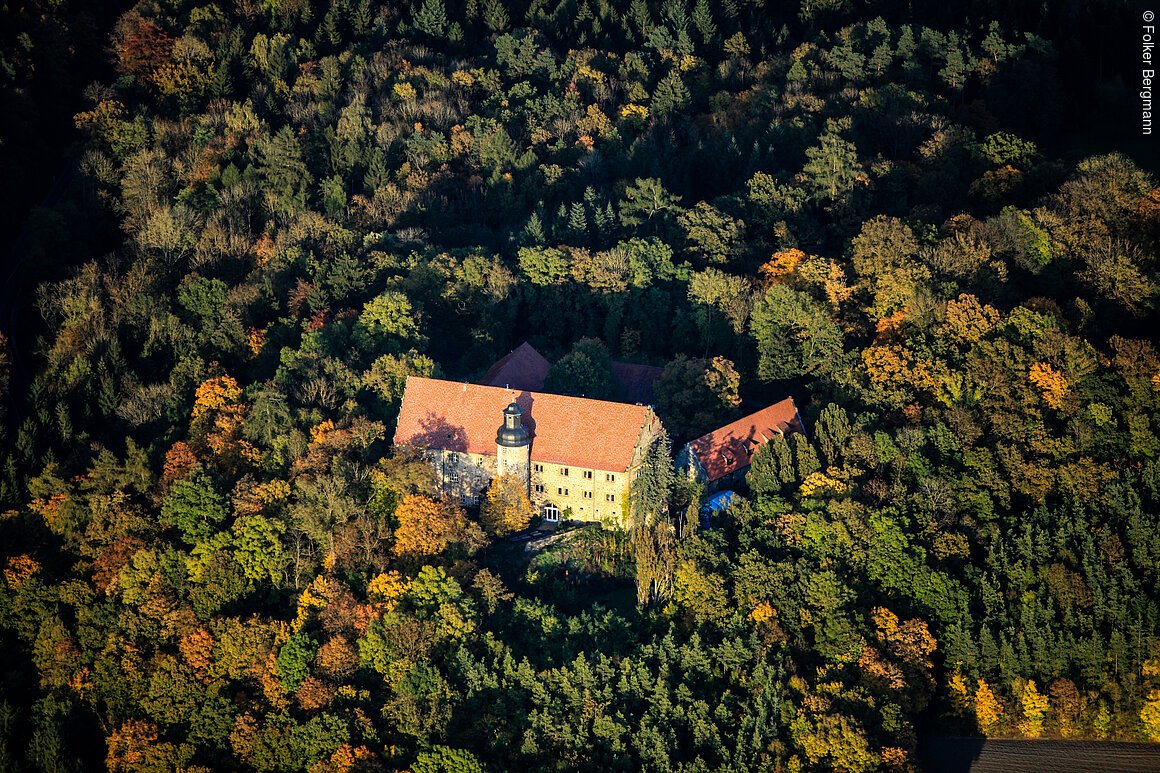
1,0,1159,770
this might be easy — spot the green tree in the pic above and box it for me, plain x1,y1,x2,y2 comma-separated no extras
651,70,690,117
413,746,487,773
481,0,508,32
232,515,285,584
747,435,796,495
544,338,614,399
275,634,317,692
161,471,227,544
413,0,448,38
750,285,844,380
802,129,866,205
691,0,716,44
619,178,681,233
630,430,676,606
654,355,741,439
258,126,311,219
356,290,426,352
678,202,746,266
518,246,570,285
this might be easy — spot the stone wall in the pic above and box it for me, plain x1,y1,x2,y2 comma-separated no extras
432,449,495,506
531,462,630,526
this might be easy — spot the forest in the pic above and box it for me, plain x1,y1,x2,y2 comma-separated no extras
0,0,1158,770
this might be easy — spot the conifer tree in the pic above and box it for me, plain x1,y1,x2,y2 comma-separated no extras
630,430,676,606
692,0,716,45
413,0,448,39
482,0,509,32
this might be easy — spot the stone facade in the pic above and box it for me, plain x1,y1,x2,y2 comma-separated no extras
531,458,630,525
432,449,495,507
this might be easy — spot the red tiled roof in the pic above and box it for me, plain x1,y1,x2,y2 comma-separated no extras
393,377,653,472
687,397,803,482
480,342,550,391
612,361,664,405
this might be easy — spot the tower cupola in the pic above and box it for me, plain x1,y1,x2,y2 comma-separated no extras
496,401,530,447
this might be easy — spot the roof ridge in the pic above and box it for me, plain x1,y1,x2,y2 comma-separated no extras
395,376,654,472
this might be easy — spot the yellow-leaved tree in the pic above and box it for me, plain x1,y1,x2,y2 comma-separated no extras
1029,362,1069,410
974,679,1004,736
480,474,533,536
1018,679,1049,737
1140,690,1160,741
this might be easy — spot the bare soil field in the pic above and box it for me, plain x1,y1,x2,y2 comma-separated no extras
918,737,1160,772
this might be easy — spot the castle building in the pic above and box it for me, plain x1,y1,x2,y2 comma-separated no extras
676,397,804,491
393,376,663,526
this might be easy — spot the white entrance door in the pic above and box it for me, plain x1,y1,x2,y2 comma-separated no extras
543,505,560,522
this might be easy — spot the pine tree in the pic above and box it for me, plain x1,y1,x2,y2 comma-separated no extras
364,151,390,193
691,0,716,45
940,37,969,91
351,0,372,34
630,430,676,606
521,212,546,245
593,202,612,236
628,0,653,40
793,435,820,480
568,201,589,241
258,126,312,219
482,0,509,32
868,43,892,76
651,71,690,117
413,0,448,39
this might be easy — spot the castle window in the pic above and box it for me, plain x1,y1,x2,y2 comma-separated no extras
462,494,478,506
561,467,569,476
543,505,560,521
449,469,459,483
535,484,544,493
557,487,569,496
583,491,593,499
605,473,616,482
583,470,593,479
533,464,543,473
605,494,615,502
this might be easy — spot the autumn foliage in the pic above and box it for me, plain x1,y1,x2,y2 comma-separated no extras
480,474,533,536
392,494,472,557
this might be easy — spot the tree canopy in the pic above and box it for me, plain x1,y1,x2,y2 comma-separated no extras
0,0,1158,770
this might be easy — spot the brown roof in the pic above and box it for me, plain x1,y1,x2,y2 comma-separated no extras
686,397,803,482
480,342,550,391
394,376,654,472
482,341,664,405
612,361,664,404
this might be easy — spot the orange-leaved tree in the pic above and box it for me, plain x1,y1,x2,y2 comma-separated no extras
392,494,475,557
